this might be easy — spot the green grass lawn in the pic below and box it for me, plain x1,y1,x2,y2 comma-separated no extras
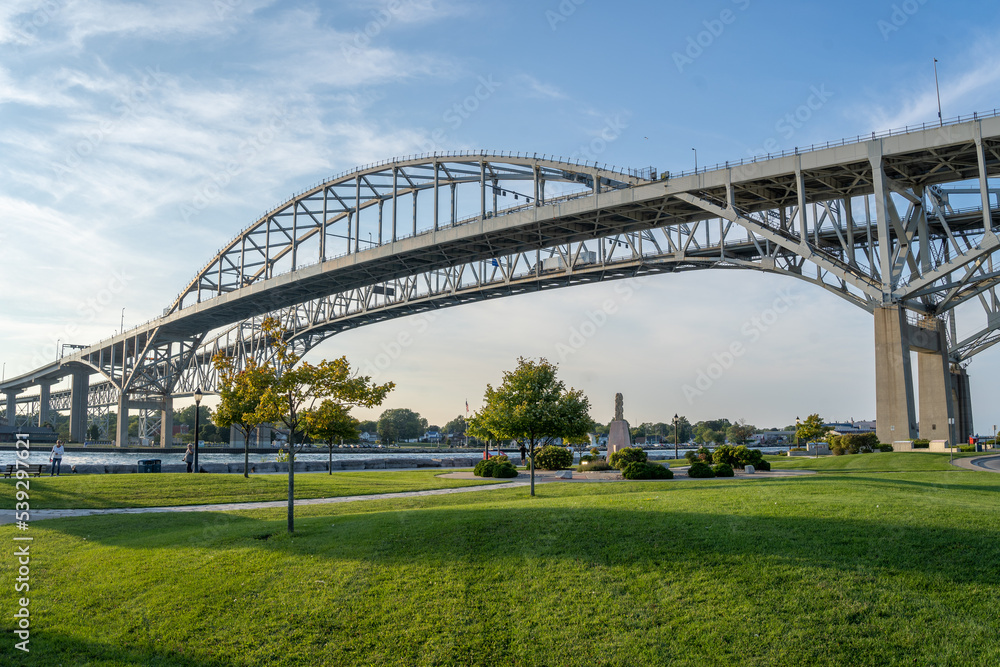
0,470,505,509
766,450,976,472
2,455,999,665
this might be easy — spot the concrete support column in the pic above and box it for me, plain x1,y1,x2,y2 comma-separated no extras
874,305,917,443
69,370,89,443
115,393,130,447
160,396,173,448
38,382,52,428
4,391,17,427
951,367,974,445
916,322,954,444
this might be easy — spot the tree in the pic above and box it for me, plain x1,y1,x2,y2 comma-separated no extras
443,415,467,436
377,408,424,444
795,413,832,445
467,357,591,496
254,317,394,532
727,419,756,445
213,355,276,478
87,423,100,441
357,419,378,437
305,400,361,474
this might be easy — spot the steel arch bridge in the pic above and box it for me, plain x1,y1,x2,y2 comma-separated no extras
5,111,1000,447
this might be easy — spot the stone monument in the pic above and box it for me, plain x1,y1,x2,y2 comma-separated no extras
606,392,631,457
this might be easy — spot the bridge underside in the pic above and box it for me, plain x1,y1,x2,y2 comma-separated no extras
5,115,1000,444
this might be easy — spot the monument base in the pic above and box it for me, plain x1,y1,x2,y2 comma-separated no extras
607,420,631,457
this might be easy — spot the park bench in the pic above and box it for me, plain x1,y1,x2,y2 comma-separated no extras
3,464,47,478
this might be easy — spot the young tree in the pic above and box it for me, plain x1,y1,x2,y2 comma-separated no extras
795,413,832,445
468,357,591,496
304,400,361,475
255,317,394,533
213,355,276,478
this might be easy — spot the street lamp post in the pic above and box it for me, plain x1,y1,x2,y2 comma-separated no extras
673,413,679,460
795,416,801,450
193,387,203,473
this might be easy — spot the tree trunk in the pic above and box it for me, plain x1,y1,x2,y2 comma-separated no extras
243,428,250,478
529,440,535,497
287,431,295,533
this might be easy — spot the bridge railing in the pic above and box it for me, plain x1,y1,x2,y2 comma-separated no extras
671,108,1000,179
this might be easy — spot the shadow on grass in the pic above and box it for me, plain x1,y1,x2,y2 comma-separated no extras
789,472,1000,495
0,630,236,667
43,498,1000,587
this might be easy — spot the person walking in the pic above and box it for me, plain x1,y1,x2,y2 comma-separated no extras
49,439,65,476
183,444,194,473
519,443,528,468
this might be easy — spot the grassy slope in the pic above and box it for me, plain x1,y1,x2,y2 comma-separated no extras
0,471,504,509
2,459,999,666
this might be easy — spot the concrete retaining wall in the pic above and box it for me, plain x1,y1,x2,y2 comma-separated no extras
62,456,484,474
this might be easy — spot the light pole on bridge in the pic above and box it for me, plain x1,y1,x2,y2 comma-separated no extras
691,148,698,173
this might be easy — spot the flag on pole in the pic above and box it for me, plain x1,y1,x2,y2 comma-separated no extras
465,400,469,414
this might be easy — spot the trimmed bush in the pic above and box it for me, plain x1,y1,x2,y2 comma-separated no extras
684,450,699,464
687,461,715,478
734,445,764,468
589,447,600,457
713,444,738,466
492,462,519,478
959,444,975,452
696,446,713,462
577,460,614,472
755,459,771,471
474,455,510,477
912,439,930,449
534,445,574,470
473,459,497,477
609,446,647,469
878,444,894,452
622,461,674,480
712,463,735,477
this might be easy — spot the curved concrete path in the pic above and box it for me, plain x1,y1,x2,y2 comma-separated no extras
1,481,529,525
950,453,1000,473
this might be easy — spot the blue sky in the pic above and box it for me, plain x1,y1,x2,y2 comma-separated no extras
2,0,1000,432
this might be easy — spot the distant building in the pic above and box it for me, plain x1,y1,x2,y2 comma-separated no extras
827,420,876,436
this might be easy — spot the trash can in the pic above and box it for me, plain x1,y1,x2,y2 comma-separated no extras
137,459,161,473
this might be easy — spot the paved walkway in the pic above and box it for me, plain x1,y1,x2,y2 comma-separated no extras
2,481,530,525
3,466,815,525
950,453,1000,473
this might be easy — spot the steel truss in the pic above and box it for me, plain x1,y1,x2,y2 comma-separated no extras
4,118,1000,416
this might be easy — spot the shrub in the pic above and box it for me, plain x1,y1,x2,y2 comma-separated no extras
533,445,574,470
492,462,519,478
589,447,600,457
712,462,735,477
754,459,771,471
831,445,846,456
828,435,842,449
734,445,764,468
473,459,497,477
878,444,894,452
912,439,930,449
687,461,715,478
713,444,738,466
622,461,674,480
609,446,647,469
577,460,614,472
696,446,713,462
684,450,699,464
959,444,975,452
